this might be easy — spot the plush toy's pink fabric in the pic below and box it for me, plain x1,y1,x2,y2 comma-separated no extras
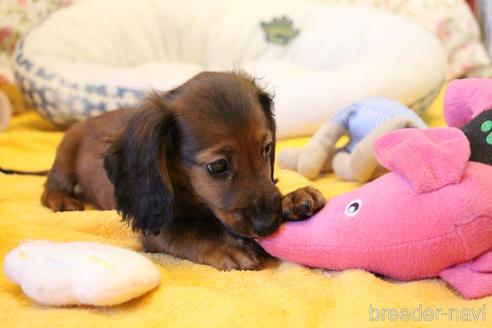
444,78,492,128
261,128,492,293
373,128,470,192
471,251,492,272
440,251,492,299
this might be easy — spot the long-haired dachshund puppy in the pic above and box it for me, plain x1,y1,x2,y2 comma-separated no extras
41,71,325,270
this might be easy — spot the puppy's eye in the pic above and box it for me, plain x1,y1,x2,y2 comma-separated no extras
344,199,362,217
206,159,228,174
262,143,273,158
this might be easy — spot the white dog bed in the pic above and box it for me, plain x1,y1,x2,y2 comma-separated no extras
13,0,446,138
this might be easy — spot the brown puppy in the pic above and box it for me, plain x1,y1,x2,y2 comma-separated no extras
42,71,325,270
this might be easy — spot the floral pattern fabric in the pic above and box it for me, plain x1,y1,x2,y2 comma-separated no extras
0,0,74,82
0,0,75,113
312,0,490,79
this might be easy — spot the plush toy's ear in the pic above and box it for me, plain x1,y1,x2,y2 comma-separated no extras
444,78,492,128
373,128,470,193
439,251,492,299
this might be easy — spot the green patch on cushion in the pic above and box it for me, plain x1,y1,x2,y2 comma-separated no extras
261,16,299,46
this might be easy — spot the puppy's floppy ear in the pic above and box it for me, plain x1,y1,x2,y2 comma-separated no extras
257,88,276,182
104,92,177,235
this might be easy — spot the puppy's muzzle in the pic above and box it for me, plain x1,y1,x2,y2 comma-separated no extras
242,191,282,237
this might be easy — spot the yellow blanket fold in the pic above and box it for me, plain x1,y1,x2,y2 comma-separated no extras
1,89,491,327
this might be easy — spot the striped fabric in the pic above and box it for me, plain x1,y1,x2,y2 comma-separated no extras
332,98,427,152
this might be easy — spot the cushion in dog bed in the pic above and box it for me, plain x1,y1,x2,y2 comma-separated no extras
13,0,446,138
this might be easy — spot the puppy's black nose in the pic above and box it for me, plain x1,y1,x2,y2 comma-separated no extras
244,187,282,237
252,217,280,237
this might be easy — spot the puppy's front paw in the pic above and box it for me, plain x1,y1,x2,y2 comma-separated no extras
282,186,325,221
205,241,264,271
41,190,84,212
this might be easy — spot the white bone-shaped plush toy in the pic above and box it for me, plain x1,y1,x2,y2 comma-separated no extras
4,241,160,306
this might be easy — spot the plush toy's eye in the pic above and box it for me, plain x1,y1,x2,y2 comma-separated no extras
344,199,362,217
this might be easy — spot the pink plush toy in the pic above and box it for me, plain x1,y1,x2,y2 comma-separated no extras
261,78,492,299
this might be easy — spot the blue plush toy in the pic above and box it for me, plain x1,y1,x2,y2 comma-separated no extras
278,97,427,182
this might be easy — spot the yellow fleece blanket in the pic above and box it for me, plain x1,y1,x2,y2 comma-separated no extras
1,88,491,327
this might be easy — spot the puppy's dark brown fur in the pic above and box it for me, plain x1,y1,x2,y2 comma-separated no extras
42,72,325,270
